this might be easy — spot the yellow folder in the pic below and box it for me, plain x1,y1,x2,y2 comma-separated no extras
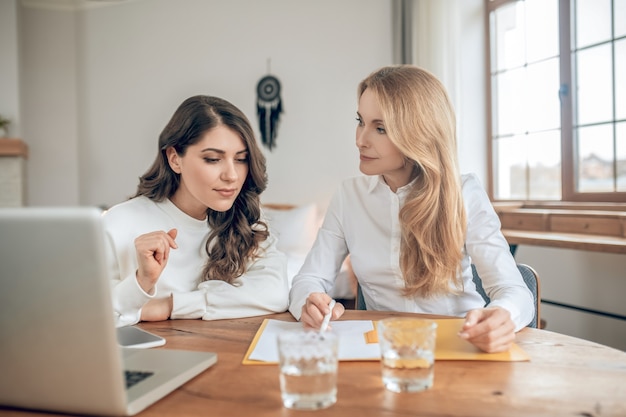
242,318,530,365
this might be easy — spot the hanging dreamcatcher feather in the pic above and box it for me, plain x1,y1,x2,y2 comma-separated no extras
256,75,283,151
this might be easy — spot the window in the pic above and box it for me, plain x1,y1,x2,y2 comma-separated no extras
487,0,626,202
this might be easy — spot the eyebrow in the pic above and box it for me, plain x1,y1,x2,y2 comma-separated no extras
200,148,248,155
356,112,385,124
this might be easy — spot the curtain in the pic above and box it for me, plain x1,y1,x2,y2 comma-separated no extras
390,0,490,190
391,0,461,109
392,0,415,64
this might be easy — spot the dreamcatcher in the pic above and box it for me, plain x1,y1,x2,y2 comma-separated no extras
256,74,283,151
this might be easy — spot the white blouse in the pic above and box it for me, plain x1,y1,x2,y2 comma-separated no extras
104,196,289,327
289,173,534,331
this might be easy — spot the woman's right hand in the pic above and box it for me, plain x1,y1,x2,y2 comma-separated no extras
300,292,345,330
134,229,178,294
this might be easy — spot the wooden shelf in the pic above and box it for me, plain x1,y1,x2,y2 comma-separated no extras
493,202,626,254
0,138,28,158
502,230,626,254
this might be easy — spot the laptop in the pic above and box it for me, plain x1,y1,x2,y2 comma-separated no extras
0,207,217,416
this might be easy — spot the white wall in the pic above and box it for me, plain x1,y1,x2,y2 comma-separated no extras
19,2,81,205
19,0,392,209
0,0,21,137
16,0,488,211
516,246,626,351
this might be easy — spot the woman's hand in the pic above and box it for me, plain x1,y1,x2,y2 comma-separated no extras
300,292,345,330
458,307,516,353
140,295,173,322
134,229,178,294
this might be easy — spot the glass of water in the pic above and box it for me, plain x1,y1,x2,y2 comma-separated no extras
377,317,437,393
277,330,338,410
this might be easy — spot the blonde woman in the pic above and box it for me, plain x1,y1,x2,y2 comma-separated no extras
289,66,533,353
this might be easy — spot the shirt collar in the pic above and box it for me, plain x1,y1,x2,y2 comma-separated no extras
367,175,418,196
158,198,208,230
366,175,382,193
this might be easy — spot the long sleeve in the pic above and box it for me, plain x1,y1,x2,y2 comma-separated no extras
170,234,289,320
288,190,349,320
462,174,535,330
104,199,161,327
103,196,289,327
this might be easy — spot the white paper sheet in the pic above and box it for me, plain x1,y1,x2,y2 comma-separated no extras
248,319,381,362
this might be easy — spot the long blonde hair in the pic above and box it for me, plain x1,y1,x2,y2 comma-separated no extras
358,65,466,297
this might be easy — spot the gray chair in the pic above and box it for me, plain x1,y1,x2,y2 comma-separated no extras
471,263,541,328
355,263,541,329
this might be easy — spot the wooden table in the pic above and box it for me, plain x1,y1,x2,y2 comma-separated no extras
2,310,626,417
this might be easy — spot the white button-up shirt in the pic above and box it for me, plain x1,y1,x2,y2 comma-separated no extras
289,173,534,331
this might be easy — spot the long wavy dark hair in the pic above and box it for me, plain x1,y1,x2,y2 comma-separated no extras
134,95,269,283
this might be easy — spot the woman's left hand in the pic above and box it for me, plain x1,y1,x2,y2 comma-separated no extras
140,295,173,322
458,307,516,353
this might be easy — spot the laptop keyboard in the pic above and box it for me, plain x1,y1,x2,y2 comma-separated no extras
125,370,154,389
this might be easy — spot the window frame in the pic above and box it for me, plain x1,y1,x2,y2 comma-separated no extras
485,0,626,203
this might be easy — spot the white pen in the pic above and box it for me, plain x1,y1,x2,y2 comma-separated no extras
319,299,336,333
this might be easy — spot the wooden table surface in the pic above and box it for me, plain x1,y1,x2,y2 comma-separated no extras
2,310,625,417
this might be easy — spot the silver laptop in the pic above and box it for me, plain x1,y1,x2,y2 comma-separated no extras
0,207,217,416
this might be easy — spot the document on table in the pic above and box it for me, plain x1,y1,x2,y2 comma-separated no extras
243,319,380,364
242,318,530,365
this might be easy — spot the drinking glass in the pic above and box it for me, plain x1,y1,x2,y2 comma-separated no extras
277,330,338,409
377,318,437,393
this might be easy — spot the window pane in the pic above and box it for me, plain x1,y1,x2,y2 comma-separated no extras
616,0,626,38
576,44,613,125
526,0,559,63
618,122,626,191
526,58,561,132
494,2,525,71
527,131,562,199
576,0,612,48
616,39,626,120
494,135,527,199
489,0,622,202
577,124,615,192
494,68,526,135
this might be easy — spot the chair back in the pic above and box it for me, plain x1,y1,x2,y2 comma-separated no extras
356,283,366,311
471,263,540,328
356,263,541,328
